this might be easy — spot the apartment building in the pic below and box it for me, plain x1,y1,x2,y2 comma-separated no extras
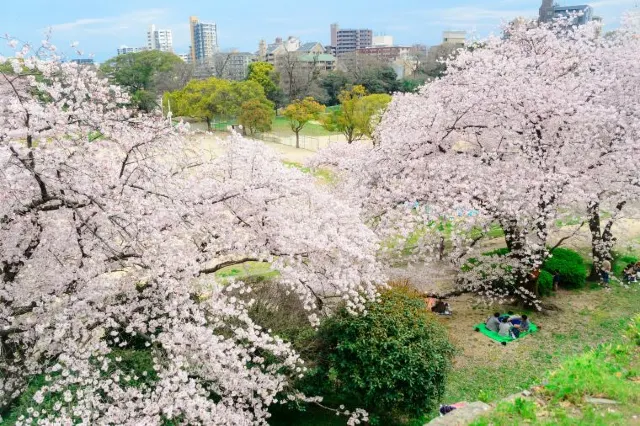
147,24,173,52
190,16,219,63
336,28,373,56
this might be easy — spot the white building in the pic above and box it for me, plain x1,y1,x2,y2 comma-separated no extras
117,45,147,55
373,35,394,47
442,31,466,46
147,25,173,52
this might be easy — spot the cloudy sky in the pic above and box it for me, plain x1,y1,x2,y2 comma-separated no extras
1,0,637,61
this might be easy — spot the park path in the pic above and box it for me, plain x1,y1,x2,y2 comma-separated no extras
188,132,320,163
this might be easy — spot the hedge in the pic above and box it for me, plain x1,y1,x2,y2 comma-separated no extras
304,286,455,424
537,270,554,296
542,248,587,289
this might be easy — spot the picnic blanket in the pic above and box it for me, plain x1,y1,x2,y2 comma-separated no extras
474,321,538,344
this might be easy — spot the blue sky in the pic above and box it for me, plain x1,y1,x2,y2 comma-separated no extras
1,0,637,62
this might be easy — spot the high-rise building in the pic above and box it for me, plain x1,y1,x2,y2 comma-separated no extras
189,16,218,63
552,4,593,25
539,1,594,24
330,23,339,47
539,0,555,23
147,25,173,52
336,28,373,56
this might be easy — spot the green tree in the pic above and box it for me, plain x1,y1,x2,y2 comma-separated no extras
247,62,285,111
165,77,269,130
319,71,353,106
355,66,400,94
358,93,392,144
322,85,367,143
323,86,391,144
100,50,184,111
282,97,325,149
239,99,274,135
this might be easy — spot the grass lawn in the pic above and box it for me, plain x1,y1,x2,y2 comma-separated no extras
215,261,279,281
282,161,336,185
469,315,640,425
409,282,640,424
271,116,341,137
269,281,640,425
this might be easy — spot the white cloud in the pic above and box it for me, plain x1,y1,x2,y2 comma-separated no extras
49,9,169,33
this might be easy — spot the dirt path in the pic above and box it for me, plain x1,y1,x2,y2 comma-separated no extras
186,133,316,163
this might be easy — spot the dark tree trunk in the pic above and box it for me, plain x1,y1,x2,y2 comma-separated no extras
502,218,541,301
295,131,300,149
588,200,625,280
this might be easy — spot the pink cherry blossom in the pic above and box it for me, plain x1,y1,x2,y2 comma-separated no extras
1,40,381,424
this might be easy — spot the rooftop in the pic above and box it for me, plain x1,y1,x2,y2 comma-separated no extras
298,53,336,62
298,42,323,52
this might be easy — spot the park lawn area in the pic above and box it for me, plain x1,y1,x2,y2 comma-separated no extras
270,282,640,426
271,116,341,137
409,282,640,424
469,315,640,426
215,261,279,281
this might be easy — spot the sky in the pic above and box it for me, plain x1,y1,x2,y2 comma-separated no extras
1,0,638,62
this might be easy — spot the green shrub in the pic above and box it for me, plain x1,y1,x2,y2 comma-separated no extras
542,248,586,289
626,314,640,346
537,270,554,296
305,285,455,424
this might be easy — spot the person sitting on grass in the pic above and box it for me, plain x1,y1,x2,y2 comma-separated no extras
624,264,637,283
516,314,530,332
508,313,522,325
498,316,513,338
486,312,500,332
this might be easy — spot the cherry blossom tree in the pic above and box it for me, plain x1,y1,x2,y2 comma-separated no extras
575,14,640,278
0,41,380,425
312,17,640,307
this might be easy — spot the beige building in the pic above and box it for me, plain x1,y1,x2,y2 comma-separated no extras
442,31,466,46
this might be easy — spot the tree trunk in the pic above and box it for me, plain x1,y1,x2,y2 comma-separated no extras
295,131,300,149
205,117,211,131
588,200,625,280
588,201,604,280
502,220,540,301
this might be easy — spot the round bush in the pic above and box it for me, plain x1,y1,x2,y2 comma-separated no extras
542,248,586,289
537,270,554,296
308,286,455,424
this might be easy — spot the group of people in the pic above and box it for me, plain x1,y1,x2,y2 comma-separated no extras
600,259,640,287
485,312,530,339
623,261,640,283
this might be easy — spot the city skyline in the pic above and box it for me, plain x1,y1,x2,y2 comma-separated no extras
1,0,638,61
